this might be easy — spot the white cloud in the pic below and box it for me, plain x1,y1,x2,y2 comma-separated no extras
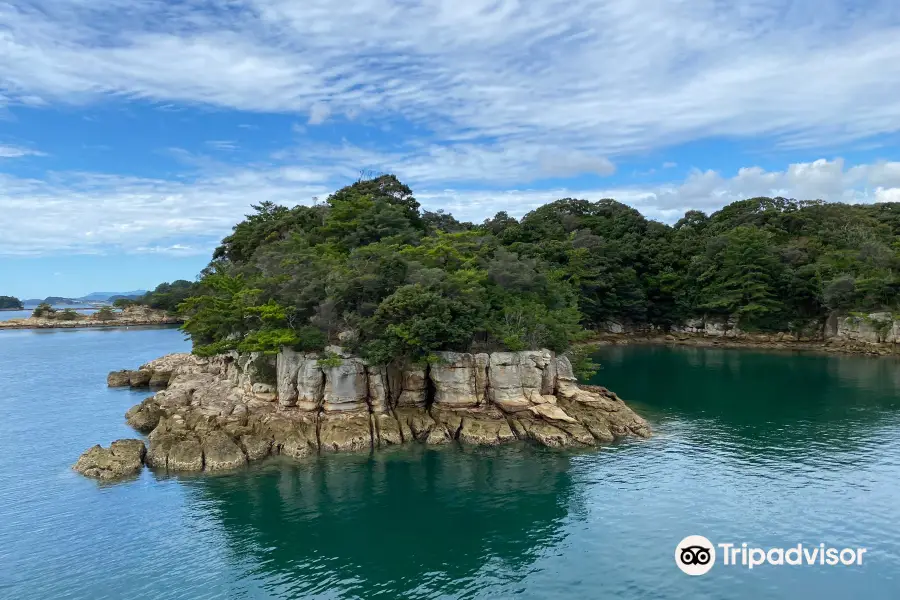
0,0,898,159
875,187,900,203
2,157,899,256
0,144,45,158
205,140,238,151
307,102,331,125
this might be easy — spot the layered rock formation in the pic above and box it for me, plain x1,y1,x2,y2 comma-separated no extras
825,312,900,345
597,311,900,356
81,348,650,478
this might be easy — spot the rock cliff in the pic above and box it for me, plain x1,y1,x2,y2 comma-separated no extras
79,348,650,478
600,312,900,355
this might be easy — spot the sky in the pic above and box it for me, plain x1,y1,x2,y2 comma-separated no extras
1,0,900,298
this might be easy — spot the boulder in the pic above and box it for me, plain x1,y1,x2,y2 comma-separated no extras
240,434,272,461
393,406,436,442
202,431,247,471
430,407,464,439
140,353,196,374
507,414,585,448
73,439,146,480
456,408,516,446
145,431,179,469
107,370,132,387
528,403,577,423
168,438,204,471
125,398,164,433
372,412,404,446
319,411,372,452
148,371,172,388
258,413,317,458
425,426,451,445
554,395,614,442
556,386,651,439
127,370,153,387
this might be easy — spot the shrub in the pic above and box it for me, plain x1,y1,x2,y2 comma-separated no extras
32,303,55,318
95,306,116,321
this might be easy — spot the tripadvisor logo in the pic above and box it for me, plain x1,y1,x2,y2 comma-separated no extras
675,535,715,575
675,536,868,575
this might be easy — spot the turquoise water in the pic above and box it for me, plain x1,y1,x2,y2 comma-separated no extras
1,330,899,599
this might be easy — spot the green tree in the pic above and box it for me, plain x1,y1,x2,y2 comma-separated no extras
95,306,116,321
32,303,55,318
0,296,23,310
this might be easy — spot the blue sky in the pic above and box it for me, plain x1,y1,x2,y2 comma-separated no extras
2,0,900,298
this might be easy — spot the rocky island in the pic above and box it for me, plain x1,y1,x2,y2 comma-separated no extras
74,348,649,479
1,305,180,330
75,172,900,477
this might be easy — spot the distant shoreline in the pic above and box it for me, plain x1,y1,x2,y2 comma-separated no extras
0,307,181,331
0,321,182,331
580,332,900,358
0,307,97,312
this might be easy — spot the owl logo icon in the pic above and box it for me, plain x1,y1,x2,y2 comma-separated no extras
675,535,716,575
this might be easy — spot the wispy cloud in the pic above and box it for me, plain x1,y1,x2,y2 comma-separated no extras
0,144,45,158
0,0,898,160
205,140,239,151
1,2,900,257
307,102,331,125
1,157,898,256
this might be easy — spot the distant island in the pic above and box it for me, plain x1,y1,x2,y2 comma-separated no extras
0,305,180,330
0,296,24,310
18,290,149,308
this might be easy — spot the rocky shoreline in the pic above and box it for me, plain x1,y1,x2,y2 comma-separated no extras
75,348,651,480
1,306,180,330
585,332,900,357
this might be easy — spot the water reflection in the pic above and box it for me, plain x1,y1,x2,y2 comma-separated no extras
184,445,580,599
592,345,900,468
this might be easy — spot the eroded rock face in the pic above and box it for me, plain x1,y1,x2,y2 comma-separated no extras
322,358,368,412
319,411,372,452
431,352,479,408
73,439,145,480
79,346,651,479
488,351,552,411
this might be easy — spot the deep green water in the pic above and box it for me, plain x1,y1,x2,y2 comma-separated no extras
1,329,899,599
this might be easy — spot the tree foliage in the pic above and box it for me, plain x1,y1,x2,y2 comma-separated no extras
172,177,900,362
0,296,23,310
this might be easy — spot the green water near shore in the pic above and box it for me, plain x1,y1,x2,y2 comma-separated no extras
1,329,898,599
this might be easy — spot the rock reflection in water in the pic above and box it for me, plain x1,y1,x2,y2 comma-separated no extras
183,444,579,599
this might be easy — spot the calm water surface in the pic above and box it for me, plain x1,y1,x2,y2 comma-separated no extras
0,307,98,321
1,330,898,599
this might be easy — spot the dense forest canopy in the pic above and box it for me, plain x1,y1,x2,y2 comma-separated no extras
163,174,900,364
0,296,23,310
